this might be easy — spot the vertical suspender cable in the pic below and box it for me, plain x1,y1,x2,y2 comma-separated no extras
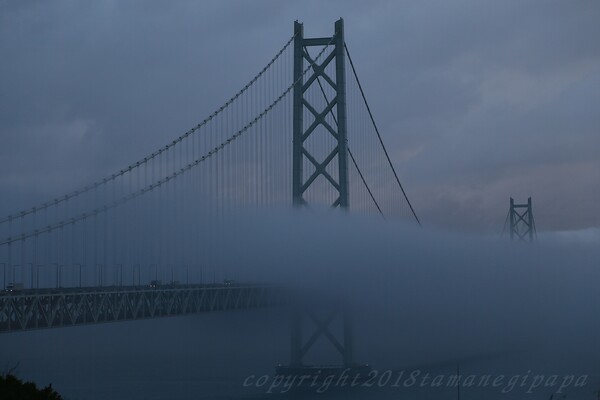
344,44,420,225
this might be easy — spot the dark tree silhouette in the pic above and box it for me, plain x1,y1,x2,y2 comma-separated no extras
0,373,63,400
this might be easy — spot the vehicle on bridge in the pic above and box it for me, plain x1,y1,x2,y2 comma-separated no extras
149,280,161,288
4,283,24,293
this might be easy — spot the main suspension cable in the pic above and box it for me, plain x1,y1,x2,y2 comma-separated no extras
0,33,298,225
0,34,336,246
344,43,421,226
313,72,384,217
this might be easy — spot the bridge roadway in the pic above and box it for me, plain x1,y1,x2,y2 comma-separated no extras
0,283,286,333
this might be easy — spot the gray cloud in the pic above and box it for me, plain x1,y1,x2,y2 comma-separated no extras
0,0,598,232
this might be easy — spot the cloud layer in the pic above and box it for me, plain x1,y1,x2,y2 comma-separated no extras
0,0,598,231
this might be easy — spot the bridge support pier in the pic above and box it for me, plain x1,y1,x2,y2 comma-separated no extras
278,302,369,382
289,306,354,367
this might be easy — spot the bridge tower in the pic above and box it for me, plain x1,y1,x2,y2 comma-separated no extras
292,18,349,208
508,197,537,242
281,18,367,378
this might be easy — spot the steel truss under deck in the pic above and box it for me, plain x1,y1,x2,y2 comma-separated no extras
0,285,285,333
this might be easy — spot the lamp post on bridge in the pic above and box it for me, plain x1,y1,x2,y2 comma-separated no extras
51,263,59,288
36,264,42,289
133,264,141,286
116,263,123,287
74,263,82,288
10,263,33,289
32,264,46,289
97,263,104,287
24,263,33,289
1,263,5,290
59,264,64,288
151,264,158,282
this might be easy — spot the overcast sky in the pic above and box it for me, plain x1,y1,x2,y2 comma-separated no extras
0,0,598,233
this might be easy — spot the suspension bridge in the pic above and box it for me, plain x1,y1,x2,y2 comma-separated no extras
0,19,420,369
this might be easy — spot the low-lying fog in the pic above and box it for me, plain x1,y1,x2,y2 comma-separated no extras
2,209,599,399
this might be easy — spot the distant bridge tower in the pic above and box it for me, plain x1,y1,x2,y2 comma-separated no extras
508,197,537,242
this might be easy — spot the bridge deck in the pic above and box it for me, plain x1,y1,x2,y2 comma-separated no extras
0,284,285,333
